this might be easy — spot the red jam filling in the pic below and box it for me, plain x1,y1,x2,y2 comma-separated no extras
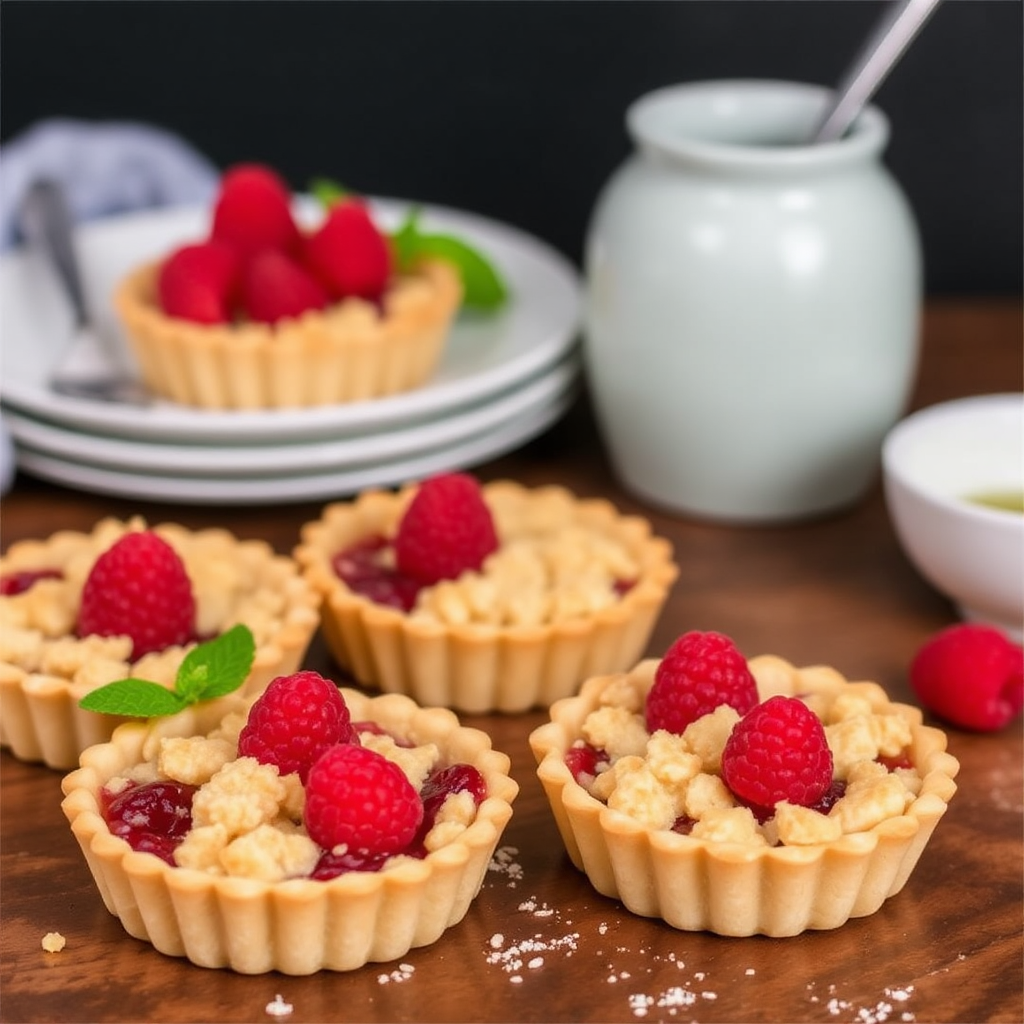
564,743,610,786
877,751,914,772
102,757,487,878
671,815,696,835
0,568,64,596
332,535,636,612
102,780,198,866
331,535,422,612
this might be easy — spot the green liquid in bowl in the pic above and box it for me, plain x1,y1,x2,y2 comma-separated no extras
965,490,1024,514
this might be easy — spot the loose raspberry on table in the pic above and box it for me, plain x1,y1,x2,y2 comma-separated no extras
645,631,759,735
393,473,500,586
304,743,424,857
909,623,1024,731
721,695,834,815
238,671,356,783
77,530,196,660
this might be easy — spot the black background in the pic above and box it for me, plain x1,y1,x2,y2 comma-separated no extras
2,0,1021,295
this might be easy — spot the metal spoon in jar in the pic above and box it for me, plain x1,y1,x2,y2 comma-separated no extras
811,0,943,143
18,178,151,406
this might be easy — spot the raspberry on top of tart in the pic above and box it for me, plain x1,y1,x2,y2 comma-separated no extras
294,472,679,713
0,516,319,770
114,163,506,410
60,668,517,975
530,630,960,937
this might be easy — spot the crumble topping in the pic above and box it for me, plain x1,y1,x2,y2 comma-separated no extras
0,517,318,696
117,706,471,883
410,487,641,628
573,659,922,846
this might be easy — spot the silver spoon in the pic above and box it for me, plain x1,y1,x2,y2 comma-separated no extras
18,179,151,405
812,0,943,143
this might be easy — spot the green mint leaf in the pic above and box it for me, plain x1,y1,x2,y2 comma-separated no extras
183,623,257,701
310,177,350,209
417,233,509,309
79,679,188,718
390,211,509,310
391,207,424,271
77,624,256,718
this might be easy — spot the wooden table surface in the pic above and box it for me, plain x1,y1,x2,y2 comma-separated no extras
1,298,1021,1024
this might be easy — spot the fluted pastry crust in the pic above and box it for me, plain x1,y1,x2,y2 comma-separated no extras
60,689,518,974
294,480,678,713
114,259,462,409
529,655,959,937
0,518,320,769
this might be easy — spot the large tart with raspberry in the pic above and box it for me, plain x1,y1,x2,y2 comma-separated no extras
113,164,463,410
529,632,960,937
0,517,320,770
293,474,679,713
60,678,518,974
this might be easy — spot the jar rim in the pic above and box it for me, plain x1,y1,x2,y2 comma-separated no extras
626,79,890,172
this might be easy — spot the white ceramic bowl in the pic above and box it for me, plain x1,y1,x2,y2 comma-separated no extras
882,393,1024,641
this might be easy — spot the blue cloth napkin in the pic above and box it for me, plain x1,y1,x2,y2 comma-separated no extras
0,117,219,249
0,118,220,494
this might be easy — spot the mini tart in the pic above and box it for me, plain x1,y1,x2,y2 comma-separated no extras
294,480,679,713
0,517,320,770
114,258,462,410
529,655,960,938
60,689,518,975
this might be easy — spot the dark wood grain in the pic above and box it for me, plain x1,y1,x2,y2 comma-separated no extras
1,298,1021,1024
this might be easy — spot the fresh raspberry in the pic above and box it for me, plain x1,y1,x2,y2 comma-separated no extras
77,531,196,660
210,163,301,257
645,631,759,735
304,198,392,302
304,743,424,856
393,473,499,586
720,695,834,814
240,248,329,324
158,240,240,324
238,671,355,783
0,568,63,595
909,623,1024,731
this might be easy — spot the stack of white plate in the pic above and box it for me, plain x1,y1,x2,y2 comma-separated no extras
0,200,582,504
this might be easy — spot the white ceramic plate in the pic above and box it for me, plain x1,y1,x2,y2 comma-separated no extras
13,387,576,505
0,198,581,444
5,354,579,478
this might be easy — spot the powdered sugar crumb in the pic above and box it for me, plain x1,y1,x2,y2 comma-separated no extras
487,845,523,886
813,982,916,1022
485,931,580,975
377,963,415,984
264,995,293,1018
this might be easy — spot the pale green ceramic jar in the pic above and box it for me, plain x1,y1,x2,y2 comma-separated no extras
584,79,922,522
